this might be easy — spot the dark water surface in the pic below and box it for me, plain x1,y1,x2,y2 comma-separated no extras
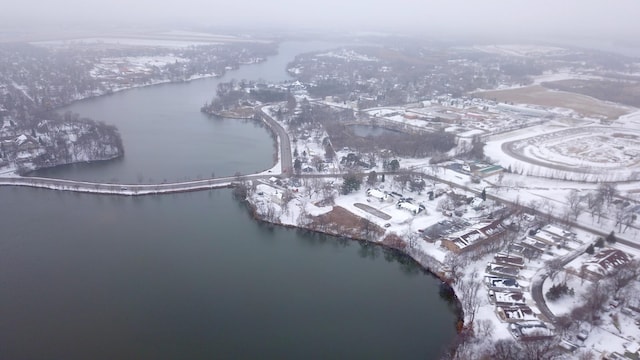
33,42,340,184
4,41,458,359
0,188,457,359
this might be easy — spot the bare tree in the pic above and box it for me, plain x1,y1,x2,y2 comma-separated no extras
586,192,604,223
580,280,611,324
490,339,521,360
546,258,565,281
366,170,377,186
566,189,583,221
610,259,640,296
296,199,309,227
624,212,637,233
555,315,574,337
281,189,295,216
310,155,325,172
614,204,627,233
577,350,597,360
444,253,467,281
527,199,540,213
474,319,494,341
542,199,556,223
360,216,376,241
264,203,279,223
404,229,420,250
321,182,335,204
394,171,412,192
597,182,618,206
520,340,555,360
457,278,481,326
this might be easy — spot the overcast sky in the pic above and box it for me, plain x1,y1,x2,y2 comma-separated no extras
3,0,638,41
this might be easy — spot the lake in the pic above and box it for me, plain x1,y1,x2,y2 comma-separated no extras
2,41,458,359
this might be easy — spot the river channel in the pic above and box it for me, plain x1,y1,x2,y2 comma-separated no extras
1,41,458,359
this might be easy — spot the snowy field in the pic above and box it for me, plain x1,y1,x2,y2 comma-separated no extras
486,111,640,182
472,44,571,58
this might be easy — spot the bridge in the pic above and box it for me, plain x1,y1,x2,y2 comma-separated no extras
0,174,268,195
0,105,294,196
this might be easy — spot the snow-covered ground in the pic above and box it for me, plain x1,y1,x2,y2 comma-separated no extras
485,110,640,182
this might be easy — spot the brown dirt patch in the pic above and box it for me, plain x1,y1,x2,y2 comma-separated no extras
542,79,640,108
307,206,384,240
476,85,629,120
380,233,407,251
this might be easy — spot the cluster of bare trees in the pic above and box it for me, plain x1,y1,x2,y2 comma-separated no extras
570,259,640,326
325,118,457,158
561,183,637,233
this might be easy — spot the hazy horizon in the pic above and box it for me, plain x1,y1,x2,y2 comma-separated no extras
1,0,638,44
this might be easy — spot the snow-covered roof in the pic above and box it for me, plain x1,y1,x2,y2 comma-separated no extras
496,305,537,322
486,263,520,277
583,249,631,276
396,201,421,214
15,134,28,145
485,276,521,291
489,290,526,305
366,188,387,199
509,321,553,339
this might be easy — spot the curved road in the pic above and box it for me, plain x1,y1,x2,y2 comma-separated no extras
258,105,292,175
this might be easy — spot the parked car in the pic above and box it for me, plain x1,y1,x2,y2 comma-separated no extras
577,329,589,341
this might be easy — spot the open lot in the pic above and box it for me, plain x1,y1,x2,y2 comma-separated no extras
477,85,630,120
499,126,640,180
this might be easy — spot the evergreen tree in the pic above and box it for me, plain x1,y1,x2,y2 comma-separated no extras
606,231,617,244
342,172,362,195
481,188,486,201
389,159,400,171
595,237,605,248
293,159,302,175
586,244,595,255
366,171,377,186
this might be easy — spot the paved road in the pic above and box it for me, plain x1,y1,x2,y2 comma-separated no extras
501,139,594,175
0,174,261,195
258,106,292,175
529,245,588,324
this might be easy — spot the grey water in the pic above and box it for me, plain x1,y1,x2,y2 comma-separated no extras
2,41,459,359
33,41,340,184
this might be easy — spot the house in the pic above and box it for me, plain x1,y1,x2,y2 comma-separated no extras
472,164,504,178
440,219,506,254
366,188,390,202
14,134,39,152
581,249,631,280
530,224,578,247
470,197,484,209
485,276,522,292
496,305,537,323
485,263,520,278
521,237,549,254
494,253,525,268
509,321,554,341
488,290,526,306
396,201,424,215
